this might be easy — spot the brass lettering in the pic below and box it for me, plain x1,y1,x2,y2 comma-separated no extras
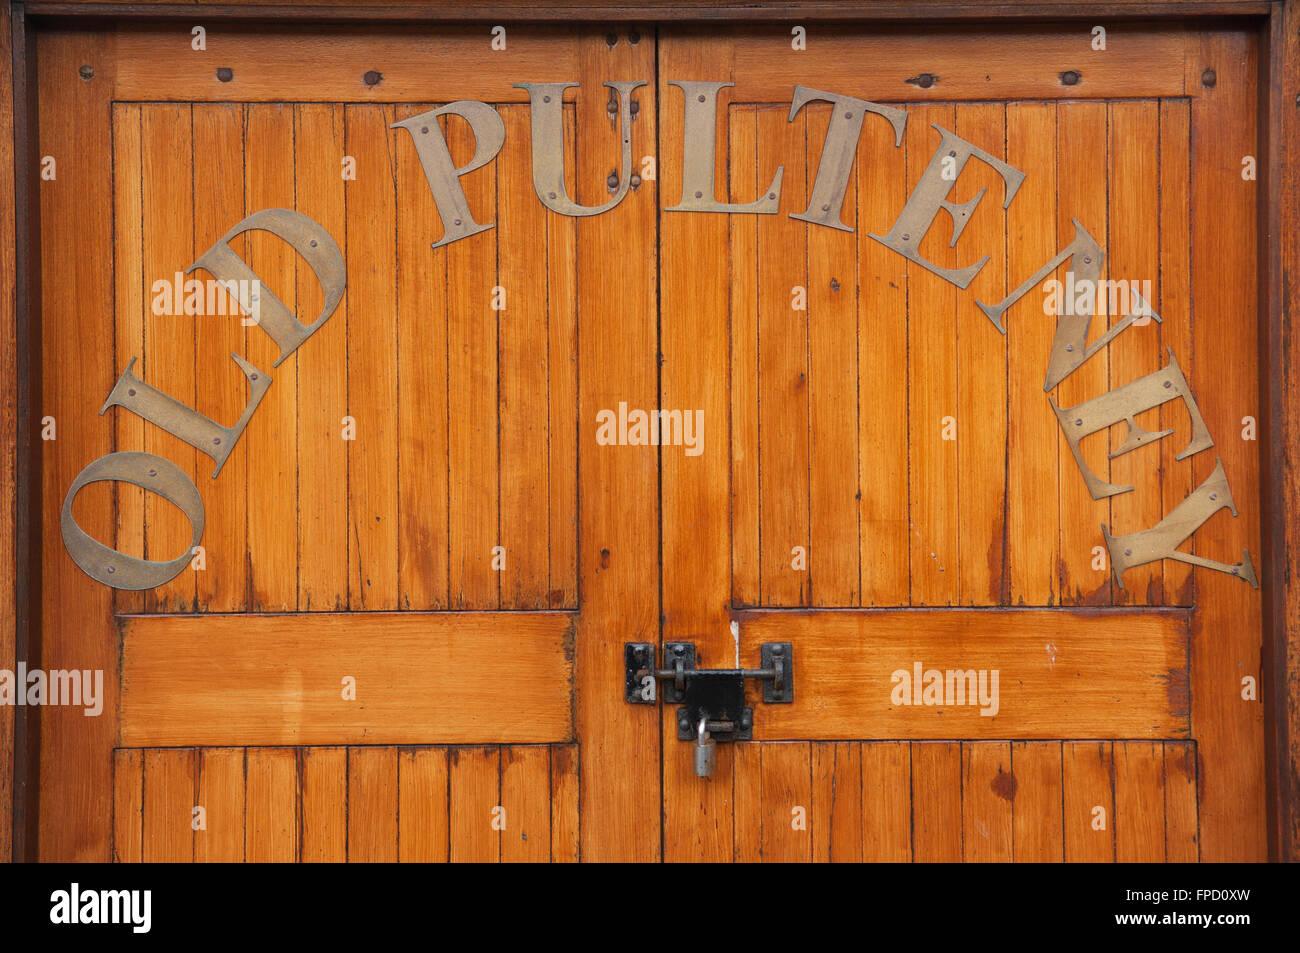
515,81,646,216
666,81,783,214
101,354,272,479
1051,348,1213,500
391,102,507,249
977,218,1161,390
60,452,205,591
189,208,346,367
1104,458,1258,589
869,124,1025,289
788,86,906,230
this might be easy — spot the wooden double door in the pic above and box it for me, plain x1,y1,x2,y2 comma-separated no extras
32,17,1264,861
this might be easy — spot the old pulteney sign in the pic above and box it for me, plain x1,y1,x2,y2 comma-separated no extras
59,80,1256,593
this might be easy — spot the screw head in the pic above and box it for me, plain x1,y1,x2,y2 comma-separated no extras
78,65,95,81
216,67,233,83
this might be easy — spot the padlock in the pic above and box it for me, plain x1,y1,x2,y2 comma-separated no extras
694,716,716,778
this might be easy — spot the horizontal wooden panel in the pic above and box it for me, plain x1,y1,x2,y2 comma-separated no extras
32,1,1271,20
736,608,1190,739
112,23,1190,104
726,24,1188,101
114,26,579,102
120,612,575,746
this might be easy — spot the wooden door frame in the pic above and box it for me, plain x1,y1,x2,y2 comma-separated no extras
2,0,1297,862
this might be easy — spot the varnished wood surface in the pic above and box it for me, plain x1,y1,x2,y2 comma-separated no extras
120,612,576,746
112,744,580,862
0,0,15,864
24,18,1275,862
734,609,1190,739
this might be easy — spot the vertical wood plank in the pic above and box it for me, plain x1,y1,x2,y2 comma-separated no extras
1010,741,1064,862
195,747,244,862
905,106,959,606
1107,101,1164,608
757,105,809,606
445,110,499,609
497,105,551,610
962,742,1013,862
911,741,962,861
244,104,298,612
1114,741,1166,862
245,748,299,863
806,105,860,606
760,743,812,862
111,103,145,617
142,748,195,862
1005,102,1059,606
812,742,862,862
660,37,737,863
296,103,350,611
140,103,197,614
573,33,660,861
0,0,13,863
347,745,398,862
500,745,550,862
731,105,761,608
1163,741,1199,862
549,744,580,863
1062,742,1115,862
398,746,449,862
956,103,1008,607
300,746,347,862
1190,29,1265,861
545,107,579,609
1157,99,1194,606
192,104,248,613
37,33,118,860
344,104,399,610
861,741,911,861
393,103,449,612
1055,101,1111,607
112,750,144,863
856,104,910,607
449,745,500,863
732,742,762,862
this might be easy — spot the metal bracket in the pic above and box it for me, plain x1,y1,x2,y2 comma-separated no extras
623,641,793,743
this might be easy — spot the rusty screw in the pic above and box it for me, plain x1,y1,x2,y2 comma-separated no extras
78,65,94,81
1060,70,1081,86
216,67,233,83
363,70,383,87
1202,68,1217,88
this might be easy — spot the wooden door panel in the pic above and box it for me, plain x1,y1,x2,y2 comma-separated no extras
119,613,574,745
28,15,1268,864
34,23,657,863
659,23,1263,862
111,743,580,862
736,609,1189,739
674,740,1197,862
108,101,577,613
727,96,1196,611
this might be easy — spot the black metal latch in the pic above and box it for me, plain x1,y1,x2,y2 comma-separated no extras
623,642,793,777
